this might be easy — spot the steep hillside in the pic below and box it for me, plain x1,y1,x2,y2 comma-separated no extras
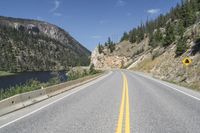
91,37,149,69
91,23,200,90
91,0,200,90
0,16,91,72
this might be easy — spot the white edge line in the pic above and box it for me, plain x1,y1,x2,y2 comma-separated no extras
0,71,112,129
152,79,200,101
0,89,81,129
129,71,200,101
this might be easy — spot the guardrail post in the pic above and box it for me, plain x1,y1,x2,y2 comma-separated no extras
0,89,2,100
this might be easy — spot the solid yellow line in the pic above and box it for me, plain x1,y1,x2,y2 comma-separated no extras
116,73,126,133
125,75,130,133
116,72,131,133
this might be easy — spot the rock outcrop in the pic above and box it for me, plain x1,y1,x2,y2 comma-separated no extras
91,46,131,70
91,23,200,90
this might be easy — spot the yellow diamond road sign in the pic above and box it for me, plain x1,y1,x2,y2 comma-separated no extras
182,57,192,66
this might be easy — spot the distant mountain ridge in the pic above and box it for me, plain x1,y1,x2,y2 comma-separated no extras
0,16,91,72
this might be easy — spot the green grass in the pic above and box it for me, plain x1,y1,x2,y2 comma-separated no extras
0,71,16,77
0,70,102,101
67,67,102,81
0,77,61,101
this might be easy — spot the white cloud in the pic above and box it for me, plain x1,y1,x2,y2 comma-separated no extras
49,0,62,17
116,0,126,7
91,35,102,39
147,9,160,14
53,12,62,16
50,0,60,12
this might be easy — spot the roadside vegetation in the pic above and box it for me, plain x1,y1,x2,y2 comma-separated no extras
67,64,101,80
0,71,16,77
0,76,61,101
0,66,102,101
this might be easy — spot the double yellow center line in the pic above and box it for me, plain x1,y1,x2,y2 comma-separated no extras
116,72,130,133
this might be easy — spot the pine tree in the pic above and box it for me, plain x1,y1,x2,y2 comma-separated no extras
149,36,157,48
104,42,108,46
120,32,129,42
176,37,187,56
118,0,200,50
106,37,115,53
163,23,175,47
176,20,185,37
149,28,163,48
181,0,196,27
108,37,112,45
108,43,115,53
197,0,200,11
154,29,163,42
98,43,101,53
98,43,103,54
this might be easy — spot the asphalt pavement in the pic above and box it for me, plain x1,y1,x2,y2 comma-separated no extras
0,70,200,133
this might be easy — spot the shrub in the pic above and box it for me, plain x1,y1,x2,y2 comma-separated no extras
175,37,187,57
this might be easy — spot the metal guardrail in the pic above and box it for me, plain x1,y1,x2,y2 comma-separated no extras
0,73,104,117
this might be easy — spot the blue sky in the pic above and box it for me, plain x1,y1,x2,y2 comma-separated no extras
0,0,180,51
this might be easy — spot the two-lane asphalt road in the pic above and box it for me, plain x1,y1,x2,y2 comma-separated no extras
0,70,200,133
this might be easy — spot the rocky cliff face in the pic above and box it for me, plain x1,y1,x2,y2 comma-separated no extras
91,37,149,69
91,44,132,69
0,16,91,72
91,23,200,90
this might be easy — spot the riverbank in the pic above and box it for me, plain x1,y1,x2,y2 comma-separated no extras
0,76,61,101
0,68,102,101
0,71,15,77
0,71,67,90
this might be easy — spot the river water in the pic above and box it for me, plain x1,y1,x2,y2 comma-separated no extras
0,71,67,90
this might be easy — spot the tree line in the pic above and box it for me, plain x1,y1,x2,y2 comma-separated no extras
120,0,200,56
0,25,90,72
98,37,116,54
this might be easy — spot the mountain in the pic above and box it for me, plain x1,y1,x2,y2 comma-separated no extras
91,0,200,91
0,16,91,72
